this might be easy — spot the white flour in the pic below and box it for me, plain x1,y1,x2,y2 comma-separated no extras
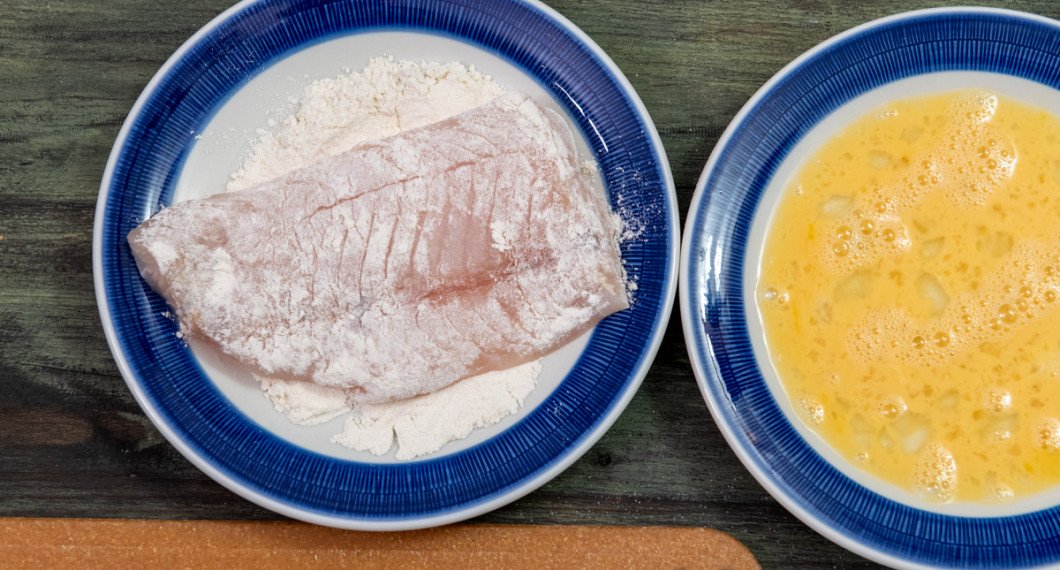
256,361,540,460
231,57,541,460
332,361,541,460
228,58,503,192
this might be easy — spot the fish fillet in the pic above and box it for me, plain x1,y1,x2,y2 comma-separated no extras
128,92,628,403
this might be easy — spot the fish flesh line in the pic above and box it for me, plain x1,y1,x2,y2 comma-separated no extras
128,92,628,403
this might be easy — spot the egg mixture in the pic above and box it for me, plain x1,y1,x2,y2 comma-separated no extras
758,90,1060,502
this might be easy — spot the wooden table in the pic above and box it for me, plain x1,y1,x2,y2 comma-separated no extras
3,0,1058,567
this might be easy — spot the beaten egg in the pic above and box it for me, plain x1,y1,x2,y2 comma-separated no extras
758,90,1060,503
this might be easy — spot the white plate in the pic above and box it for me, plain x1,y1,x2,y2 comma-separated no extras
95,0,678,529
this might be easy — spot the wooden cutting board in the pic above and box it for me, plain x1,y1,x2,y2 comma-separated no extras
0,518,759,568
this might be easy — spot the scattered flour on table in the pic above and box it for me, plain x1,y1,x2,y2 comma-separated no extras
230,57,543,460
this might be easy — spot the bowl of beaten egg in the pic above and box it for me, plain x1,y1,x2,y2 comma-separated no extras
680,8,1060,568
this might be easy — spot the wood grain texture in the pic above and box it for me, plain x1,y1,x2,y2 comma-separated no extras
1,1,1058,568
0,518,760,569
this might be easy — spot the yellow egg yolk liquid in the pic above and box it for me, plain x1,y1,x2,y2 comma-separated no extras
758,90,1060,503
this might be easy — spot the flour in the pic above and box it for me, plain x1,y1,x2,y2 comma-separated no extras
332,361,541,460
145,240,178,273
229,57,504,191
259,375,350,426
231,58,544,459
258,361,541,459
203,249,237,308
489,221,515,252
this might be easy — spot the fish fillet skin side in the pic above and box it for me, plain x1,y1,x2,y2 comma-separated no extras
128,92,629,403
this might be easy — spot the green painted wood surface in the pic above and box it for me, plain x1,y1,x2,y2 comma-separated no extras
2,1,1058,567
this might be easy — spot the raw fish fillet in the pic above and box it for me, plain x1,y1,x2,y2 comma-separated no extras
128,92,628,403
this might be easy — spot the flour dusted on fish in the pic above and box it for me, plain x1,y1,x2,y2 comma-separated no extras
130,91,627,401
130,59,626,459
233,60,583,458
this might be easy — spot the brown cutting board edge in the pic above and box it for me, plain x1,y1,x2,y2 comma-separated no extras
0,518,760,569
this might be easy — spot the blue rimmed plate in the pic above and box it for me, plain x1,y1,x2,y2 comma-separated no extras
94,0,677,529
680,7,1060,569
